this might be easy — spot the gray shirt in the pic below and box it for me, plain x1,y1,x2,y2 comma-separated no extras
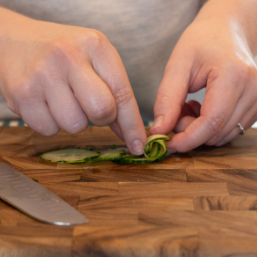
0,0,202,120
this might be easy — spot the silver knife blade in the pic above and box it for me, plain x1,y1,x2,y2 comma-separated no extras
0,163,89,226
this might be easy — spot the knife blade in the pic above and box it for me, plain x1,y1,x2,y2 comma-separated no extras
0,162,89,226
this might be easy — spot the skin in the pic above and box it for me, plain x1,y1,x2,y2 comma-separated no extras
150,0,257,153
0,7,147,155
0,0,257,154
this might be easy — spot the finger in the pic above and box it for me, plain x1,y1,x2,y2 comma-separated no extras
45,80,88,134
215,124,244,147
109,120,124,141
167,74,244,152
88,40,147,155
216,106,257,146
205,91,253,146
150,56,193,135
173,101,199,133
68,62,117,127
19,100,59,136
174,116,196,133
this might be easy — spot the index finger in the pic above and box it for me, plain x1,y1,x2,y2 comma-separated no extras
90,35,147,155
167,74,243,152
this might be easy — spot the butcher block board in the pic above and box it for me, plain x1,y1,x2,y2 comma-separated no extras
1,126,257,257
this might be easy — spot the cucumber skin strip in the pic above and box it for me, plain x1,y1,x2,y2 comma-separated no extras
113,151,168,164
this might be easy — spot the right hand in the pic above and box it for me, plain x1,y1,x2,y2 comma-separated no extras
0,13,146,155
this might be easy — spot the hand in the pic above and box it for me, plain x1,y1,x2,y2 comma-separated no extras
150,10,257,152
0,10,146,155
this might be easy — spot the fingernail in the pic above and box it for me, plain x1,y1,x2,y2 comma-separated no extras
131,139,144,156
150,116,163,130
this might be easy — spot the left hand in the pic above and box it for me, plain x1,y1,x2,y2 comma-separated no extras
150,11,257,153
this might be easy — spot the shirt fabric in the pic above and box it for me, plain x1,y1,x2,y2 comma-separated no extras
0,0,203,120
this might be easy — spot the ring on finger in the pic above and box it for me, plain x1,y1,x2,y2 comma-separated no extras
237,123,245,135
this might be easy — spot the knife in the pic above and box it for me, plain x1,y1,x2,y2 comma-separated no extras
0,163,88,226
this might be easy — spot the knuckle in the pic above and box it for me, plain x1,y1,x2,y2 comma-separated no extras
229,61,256,88
234,63,251,82
32,65,50,84
85,29,107,49
206,115,226,134
205,135,220,146
92,101,116,123
156,92,170,104
205,132,225,146
12,68,49,104
47,39,78,64
12,81,36,103
114,87,133,106
154,92,171,113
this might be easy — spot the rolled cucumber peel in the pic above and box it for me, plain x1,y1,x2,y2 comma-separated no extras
115,134,170,164
40,134,170,164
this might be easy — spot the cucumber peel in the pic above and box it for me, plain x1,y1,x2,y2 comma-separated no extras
40,134,170,164
115,134,170,164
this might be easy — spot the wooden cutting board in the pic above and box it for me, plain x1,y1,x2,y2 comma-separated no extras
1,126,257,257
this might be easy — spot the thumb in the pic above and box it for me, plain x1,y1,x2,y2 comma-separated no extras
150,57,192,135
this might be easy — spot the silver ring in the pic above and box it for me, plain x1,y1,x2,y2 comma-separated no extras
237,123,245,135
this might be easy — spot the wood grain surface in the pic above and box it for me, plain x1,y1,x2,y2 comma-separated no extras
1,127,257,257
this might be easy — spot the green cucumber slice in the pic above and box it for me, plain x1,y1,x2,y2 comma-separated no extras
40,148,99,163
93,148,128,161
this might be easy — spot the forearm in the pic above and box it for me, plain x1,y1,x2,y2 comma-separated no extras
197,0,257,55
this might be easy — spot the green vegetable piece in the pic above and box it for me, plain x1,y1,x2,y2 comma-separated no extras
40,148,100,163
93,148,127,161
40,134,170,164
113,134,170,164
